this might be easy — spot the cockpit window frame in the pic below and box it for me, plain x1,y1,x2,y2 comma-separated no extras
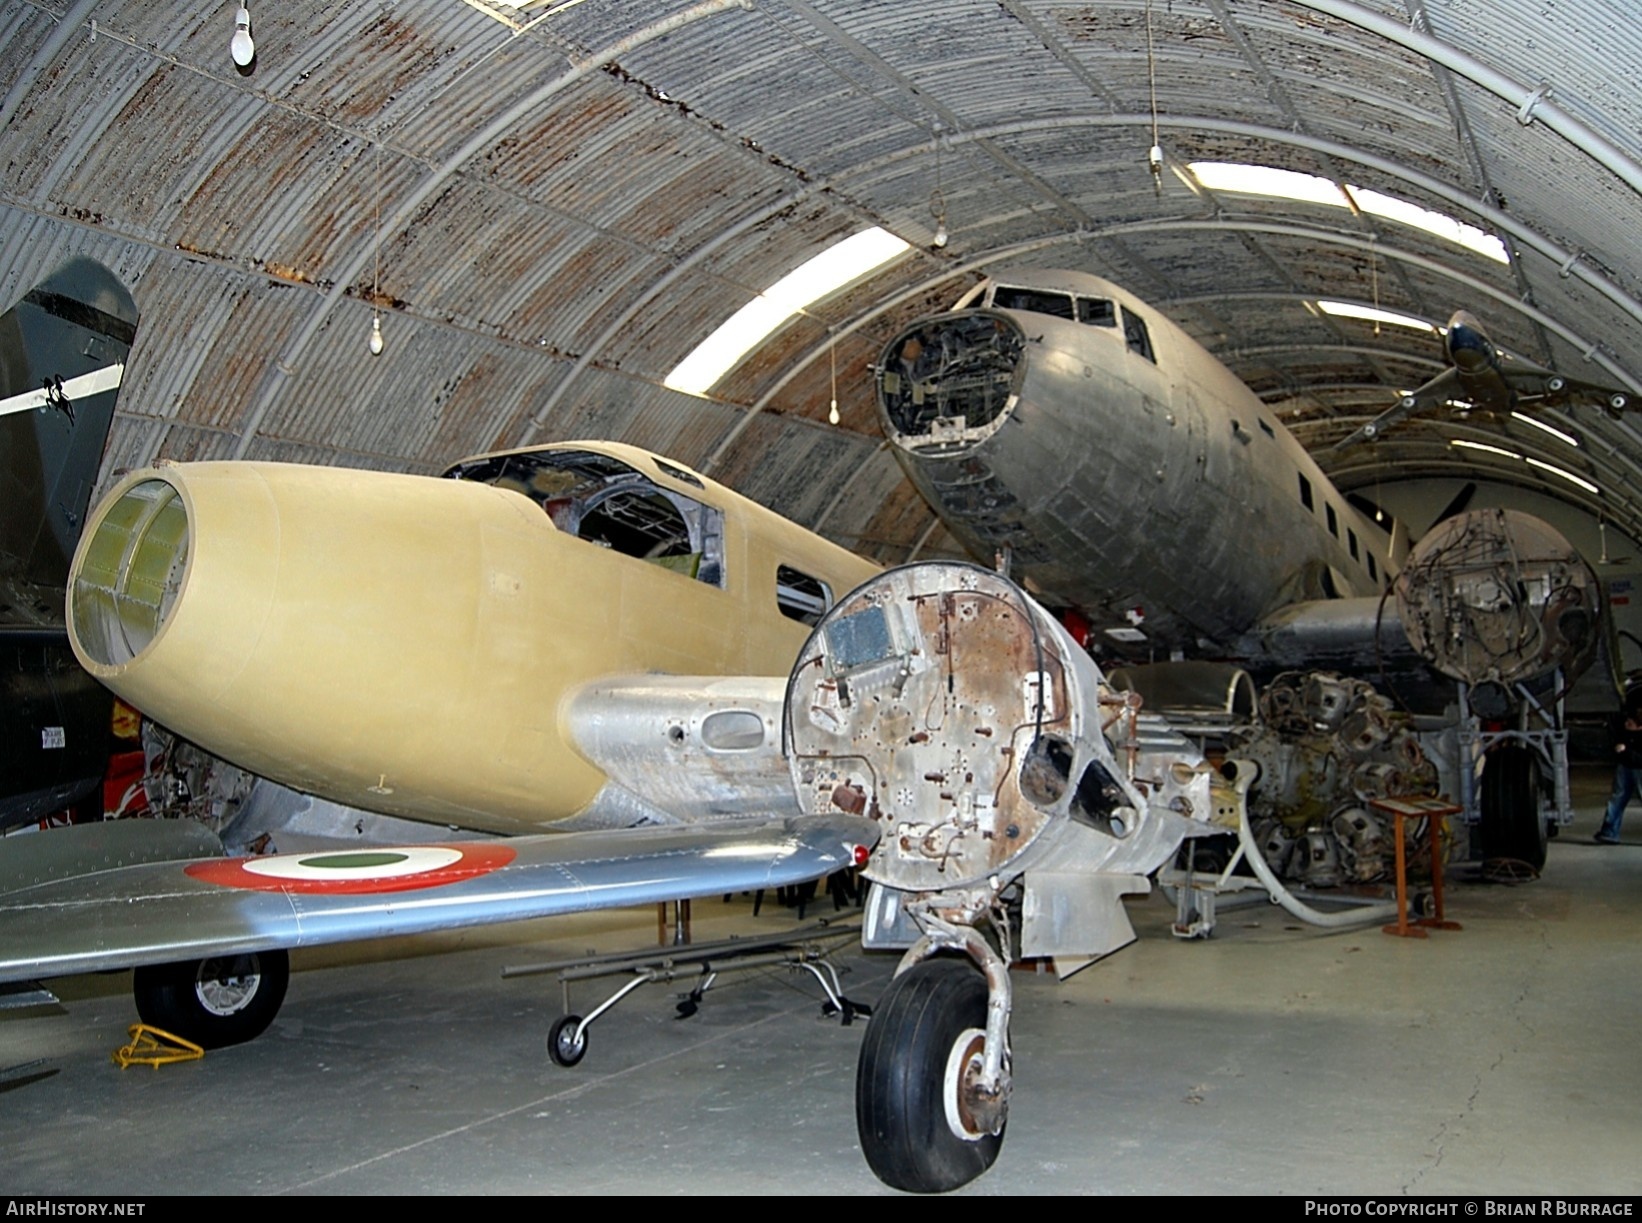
1120,306,1155,363
445,449,728,590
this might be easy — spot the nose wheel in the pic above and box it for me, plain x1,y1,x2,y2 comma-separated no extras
855,957,1006,1193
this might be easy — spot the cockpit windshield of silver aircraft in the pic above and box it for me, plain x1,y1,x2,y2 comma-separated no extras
983,283,1155,362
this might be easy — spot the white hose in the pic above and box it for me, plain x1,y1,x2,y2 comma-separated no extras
1232,767,1401,929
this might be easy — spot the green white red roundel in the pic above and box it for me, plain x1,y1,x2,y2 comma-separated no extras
185,844,516,893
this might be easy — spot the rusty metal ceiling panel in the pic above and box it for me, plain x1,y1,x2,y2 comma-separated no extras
4,0,1642,548
247,311,605,466
847,474,950,564
268,5,499,132
618,6,920,176
148,422,252,466
741,329,882,429
518,366,670,447
53,71,253,245
386,35,578,164
120,264,307,440
1469,96,1642,299
0,36,166,211
166,105,353,270
1434,0,1642,154
810,442,906,535
705,408,880,524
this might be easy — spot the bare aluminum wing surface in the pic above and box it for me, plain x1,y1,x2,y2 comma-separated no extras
0,814,876,982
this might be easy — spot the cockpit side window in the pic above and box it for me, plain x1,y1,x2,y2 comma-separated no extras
776,564,833,626
1121,306,1155,363
1077,297,1116,327
445,450,726,588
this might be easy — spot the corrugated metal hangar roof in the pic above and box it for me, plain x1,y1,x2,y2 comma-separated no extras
3,0,1640,561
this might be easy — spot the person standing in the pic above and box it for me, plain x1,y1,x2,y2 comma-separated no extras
1597,685,1642,844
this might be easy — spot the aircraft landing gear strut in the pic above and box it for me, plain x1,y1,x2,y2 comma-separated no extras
856,918,1012,1194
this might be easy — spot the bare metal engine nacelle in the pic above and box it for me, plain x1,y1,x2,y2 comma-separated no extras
785,561,1214,957
1396,508,1599,688
783,560,1220,1193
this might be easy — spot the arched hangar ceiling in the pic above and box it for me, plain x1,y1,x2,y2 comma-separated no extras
3,0,1641,561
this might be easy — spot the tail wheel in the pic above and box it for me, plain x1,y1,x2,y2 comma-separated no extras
547,1014,587,1067
856,958,1005,1193
133,949,289,1049
1479,744,1548,869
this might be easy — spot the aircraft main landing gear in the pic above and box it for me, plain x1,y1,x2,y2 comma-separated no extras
132,949,289,1049
1479,743,1548,869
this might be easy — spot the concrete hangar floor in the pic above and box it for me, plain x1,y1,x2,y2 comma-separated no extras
5,765,1638,1197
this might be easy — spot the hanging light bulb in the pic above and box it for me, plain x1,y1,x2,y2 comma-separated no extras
369,315,384,356
230,4,255,68
826,327,840,425
929,122,949,250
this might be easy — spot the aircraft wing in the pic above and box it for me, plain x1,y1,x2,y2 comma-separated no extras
1500,365,1632,414
1331,369,1460,450
1333,365,1632,451
0,814,875,983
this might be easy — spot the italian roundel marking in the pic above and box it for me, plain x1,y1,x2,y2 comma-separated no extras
185,843,516,893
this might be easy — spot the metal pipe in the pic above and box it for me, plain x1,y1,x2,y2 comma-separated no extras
1232,772,1401,928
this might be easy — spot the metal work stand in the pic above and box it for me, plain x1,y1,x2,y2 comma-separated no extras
1370,795,1464,939
503,920,869,1067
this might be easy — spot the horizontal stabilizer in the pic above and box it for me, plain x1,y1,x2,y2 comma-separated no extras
0,814,876,983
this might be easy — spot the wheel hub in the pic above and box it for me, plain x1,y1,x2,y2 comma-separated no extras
944,1028,1005,1139
193,956,260,1017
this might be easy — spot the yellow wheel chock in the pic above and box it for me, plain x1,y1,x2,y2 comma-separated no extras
111,1023,204,1068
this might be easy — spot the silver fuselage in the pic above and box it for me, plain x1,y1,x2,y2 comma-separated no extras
878,270,1396,655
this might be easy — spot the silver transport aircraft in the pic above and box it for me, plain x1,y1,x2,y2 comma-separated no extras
875,268,1604,878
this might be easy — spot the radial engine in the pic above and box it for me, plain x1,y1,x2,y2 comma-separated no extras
1396,507,1599,692
1227,671,1438,888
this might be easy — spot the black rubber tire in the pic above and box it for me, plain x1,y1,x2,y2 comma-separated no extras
856,958,1005,1193
132,949,289,1049
548,1014,587,1067
1479,744,1548,869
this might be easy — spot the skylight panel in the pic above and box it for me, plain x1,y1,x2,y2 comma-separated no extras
461,0,587,27
665,227,911,398
1188,163,1349,208
1451,438,1524,459
1187,162,1508,265
1344,187,1509,264
1449,439,1603,495
1526,456,1600,494
1511,411,1580,448
1315,301,1437,332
